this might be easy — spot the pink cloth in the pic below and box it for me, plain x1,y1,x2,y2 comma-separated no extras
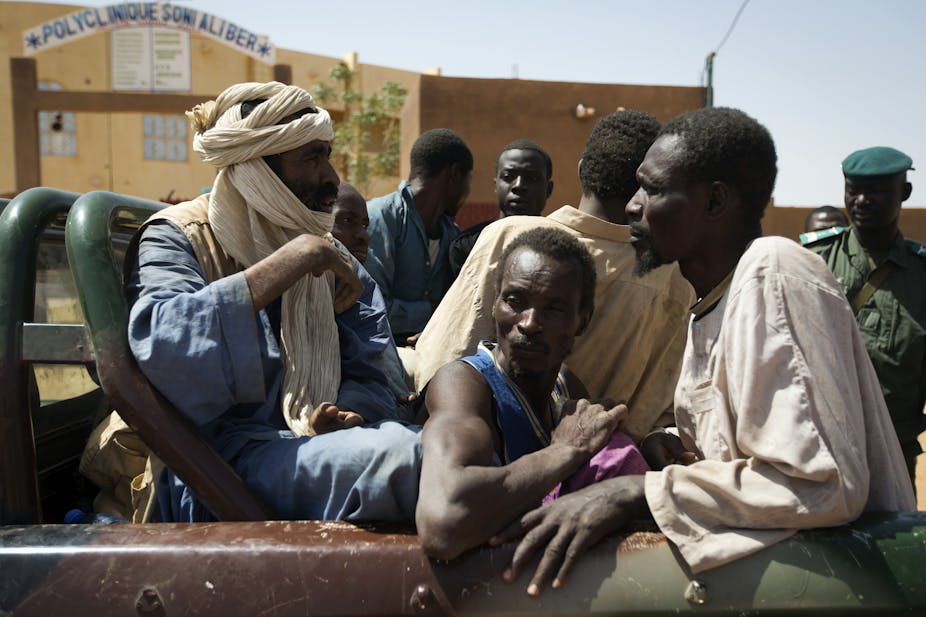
543,431,650,504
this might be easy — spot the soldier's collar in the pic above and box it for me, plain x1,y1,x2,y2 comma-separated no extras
850,227,912,269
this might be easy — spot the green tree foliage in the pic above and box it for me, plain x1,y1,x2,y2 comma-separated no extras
313,62,407,193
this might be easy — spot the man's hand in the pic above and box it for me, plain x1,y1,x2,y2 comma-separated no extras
639,430,699,470
405,332,422,347
295,235,363,313
489,475,647,596
551,399,625,461
309,402,364,435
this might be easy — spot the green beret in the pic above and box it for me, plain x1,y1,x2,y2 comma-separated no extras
843,146,914,183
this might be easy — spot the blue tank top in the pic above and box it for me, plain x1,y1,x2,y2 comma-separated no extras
460,342,570,464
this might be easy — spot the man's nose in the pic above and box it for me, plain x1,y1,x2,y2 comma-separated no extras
359,227,370,244
322,158,340,187
517,308,542,334
626,188,645,220
511,175,526,190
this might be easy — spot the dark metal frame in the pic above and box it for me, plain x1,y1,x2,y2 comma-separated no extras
0,187,81,524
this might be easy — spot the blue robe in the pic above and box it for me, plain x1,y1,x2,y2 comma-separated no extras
127,220,421,522
365,182,460,337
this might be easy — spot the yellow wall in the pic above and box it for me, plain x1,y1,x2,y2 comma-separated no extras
764,204,926,244
1,1,420,200
405,75,706,210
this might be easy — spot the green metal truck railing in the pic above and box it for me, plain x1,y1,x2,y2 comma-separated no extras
0,187,81,524
65,191,273,521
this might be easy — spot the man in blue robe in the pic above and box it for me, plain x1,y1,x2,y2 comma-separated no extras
126,82,420,522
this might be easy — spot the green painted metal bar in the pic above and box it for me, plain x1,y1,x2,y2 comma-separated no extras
65,191,274,521
0,187,80,524
20,323,93,363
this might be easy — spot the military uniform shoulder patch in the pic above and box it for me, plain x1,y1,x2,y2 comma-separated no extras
800,226,846,246
906,239,926,258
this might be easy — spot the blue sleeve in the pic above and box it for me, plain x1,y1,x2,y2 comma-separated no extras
334,256,401,421
365,198,432,335
126,221,269,426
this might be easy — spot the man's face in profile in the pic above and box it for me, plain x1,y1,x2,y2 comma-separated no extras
627,134,708,277
444,167,473,219
272,139,340,213
492,247,585,384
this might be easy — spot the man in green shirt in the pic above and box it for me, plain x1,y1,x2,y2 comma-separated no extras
804,146,926,484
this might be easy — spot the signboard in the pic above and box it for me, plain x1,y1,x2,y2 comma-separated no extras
23,2,275,64
111,27,191,92
152,28,191,91
111,28,151,90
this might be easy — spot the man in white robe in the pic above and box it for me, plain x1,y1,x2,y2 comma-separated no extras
490,106,914,595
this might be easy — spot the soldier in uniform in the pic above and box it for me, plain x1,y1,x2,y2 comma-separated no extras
804,146,926,488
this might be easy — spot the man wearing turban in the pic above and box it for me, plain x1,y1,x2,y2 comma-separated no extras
126,82,421,522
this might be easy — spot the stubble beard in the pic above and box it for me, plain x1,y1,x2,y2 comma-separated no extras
633,246,667,278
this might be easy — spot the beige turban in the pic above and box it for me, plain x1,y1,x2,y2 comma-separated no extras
187,82,342,437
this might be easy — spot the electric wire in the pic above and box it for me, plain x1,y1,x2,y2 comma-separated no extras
713,0,751,54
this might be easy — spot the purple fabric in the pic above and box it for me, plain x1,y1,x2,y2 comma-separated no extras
543,431,650,504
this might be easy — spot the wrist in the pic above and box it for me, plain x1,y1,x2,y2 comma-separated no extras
546,441,590,474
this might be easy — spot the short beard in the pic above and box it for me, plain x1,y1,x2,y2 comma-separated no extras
302,183,338,212
633,247,667,277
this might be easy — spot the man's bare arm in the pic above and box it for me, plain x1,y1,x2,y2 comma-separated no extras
416,361,623,560
244,233,362,313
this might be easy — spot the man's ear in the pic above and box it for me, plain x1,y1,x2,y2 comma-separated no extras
706,181,731,220
546,179,555,198
576,308,593,337
576,158,583,179
902,182,913,202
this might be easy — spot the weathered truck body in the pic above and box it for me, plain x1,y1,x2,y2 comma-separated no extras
1,188,924,616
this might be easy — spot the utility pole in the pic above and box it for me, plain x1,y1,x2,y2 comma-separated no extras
705,52,715,108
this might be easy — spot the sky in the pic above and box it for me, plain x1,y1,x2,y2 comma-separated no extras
24,0,926,206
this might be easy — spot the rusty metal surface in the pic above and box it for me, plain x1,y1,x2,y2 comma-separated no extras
1,513,925,616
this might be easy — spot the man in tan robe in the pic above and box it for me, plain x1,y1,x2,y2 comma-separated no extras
413,110,695,440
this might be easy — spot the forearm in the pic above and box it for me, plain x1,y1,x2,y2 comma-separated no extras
417,442,586,559
244,237,318,311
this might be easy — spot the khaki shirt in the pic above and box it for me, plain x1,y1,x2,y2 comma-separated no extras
413,206,694,440
645,237,915,573
805,227,926,473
